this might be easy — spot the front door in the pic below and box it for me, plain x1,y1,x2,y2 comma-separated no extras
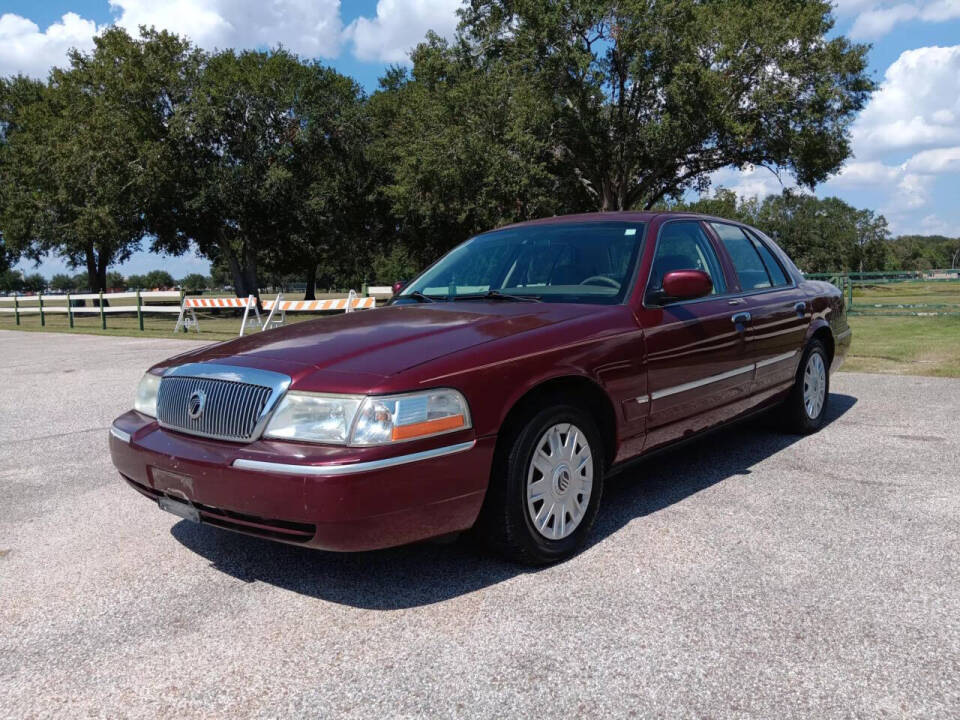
637,220,753,452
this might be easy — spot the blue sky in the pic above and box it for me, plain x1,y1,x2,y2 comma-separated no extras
3,0,959,279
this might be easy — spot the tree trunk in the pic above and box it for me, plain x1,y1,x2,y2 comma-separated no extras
96,251,109,292
241,240,259,301
303,263,318,301
218,235,247,298
84,244,98,292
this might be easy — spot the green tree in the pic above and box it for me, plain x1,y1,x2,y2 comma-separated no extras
50,273,74,291
106,270,125,289
180,273,208,292
887,235,960,270
453,0,874,211
370,39,572,266
674,188,890,272
71,273,91,291
155,48,311,298
0,28,199,291
0,269,22,293
21,272,45,292
275,64,381,299
144,270,175,289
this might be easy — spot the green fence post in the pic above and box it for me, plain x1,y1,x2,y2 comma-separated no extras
99,290,106,330
137,288,144,331
39,293,45,327
847,277,854,309
67,293,74,329
14,295,20,326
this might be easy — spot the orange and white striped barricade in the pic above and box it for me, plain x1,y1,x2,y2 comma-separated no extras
174,295,261,336
261,291,375,330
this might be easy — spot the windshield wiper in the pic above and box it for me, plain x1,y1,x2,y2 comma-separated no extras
406,291,437,303
453,290,541,303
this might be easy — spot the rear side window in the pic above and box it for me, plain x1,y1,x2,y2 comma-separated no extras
648,221,727,297
710,222,771,291
748,232,790,287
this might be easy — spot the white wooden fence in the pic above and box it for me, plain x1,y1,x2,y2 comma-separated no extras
1,287,385,336
0,291,182,330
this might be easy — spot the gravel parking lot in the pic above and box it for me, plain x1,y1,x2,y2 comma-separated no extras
1,329,958,718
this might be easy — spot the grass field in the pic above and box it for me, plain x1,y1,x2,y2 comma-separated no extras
843,315,960,377
4,282,960,378
852,280,960,308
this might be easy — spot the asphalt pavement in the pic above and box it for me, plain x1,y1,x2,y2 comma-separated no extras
1,329,958,718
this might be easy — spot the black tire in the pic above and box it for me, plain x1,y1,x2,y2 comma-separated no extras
475,402,605,565
781,339,831,434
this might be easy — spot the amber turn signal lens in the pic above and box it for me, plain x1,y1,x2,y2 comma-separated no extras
391,414,466,441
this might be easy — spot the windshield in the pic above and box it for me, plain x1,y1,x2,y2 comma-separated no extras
399,222,646,304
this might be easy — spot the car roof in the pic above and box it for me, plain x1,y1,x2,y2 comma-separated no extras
497,211,749,231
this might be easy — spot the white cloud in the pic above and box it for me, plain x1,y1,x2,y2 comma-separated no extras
708,165,793,199
826,161,902,187
850,4,919,38
0,13,98,78
344,0,462,63
920,0,960,21
851,45,960,159
109,0,344,58
845,0,960,40
903,146,960,173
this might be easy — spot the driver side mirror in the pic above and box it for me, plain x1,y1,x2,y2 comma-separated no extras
659,270,713,302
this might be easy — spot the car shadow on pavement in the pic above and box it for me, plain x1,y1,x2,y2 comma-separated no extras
171,393,857,610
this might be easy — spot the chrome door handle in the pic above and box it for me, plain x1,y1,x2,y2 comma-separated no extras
731,311,751,324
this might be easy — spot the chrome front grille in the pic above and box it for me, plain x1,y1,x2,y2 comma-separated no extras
155,363,291,443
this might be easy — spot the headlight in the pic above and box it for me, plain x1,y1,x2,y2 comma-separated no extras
350,389,471,445
262,388,471,446
134,372,161,417
263,393,364,444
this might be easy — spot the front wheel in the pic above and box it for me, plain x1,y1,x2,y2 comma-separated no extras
781,339,830,434
477,403,604,565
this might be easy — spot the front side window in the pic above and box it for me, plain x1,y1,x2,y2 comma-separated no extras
710,222,772,291
399,222,645,304
647,221,727,299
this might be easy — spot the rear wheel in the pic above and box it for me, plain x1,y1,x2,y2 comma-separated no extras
477,403,604,565
781,339,830,434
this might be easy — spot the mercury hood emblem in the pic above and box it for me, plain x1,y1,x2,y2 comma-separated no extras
188,390,207,420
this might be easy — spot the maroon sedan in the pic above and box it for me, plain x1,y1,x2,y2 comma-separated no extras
110,212,850,564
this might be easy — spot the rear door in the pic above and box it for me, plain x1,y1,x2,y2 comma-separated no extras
637,219,754,451
708,222,808,395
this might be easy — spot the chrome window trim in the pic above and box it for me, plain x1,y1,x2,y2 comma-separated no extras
110,426,131,443
159,363,292,442
231,440,477,476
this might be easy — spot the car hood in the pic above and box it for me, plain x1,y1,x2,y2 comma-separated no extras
159,302,604,379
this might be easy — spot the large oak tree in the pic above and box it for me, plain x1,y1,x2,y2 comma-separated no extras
389,0,876,220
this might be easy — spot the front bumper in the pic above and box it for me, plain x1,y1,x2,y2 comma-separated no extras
109,411,494,551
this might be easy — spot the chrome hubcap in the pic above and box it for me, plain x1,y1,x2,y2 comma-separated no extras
803,351,827,419
526,423,593,540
